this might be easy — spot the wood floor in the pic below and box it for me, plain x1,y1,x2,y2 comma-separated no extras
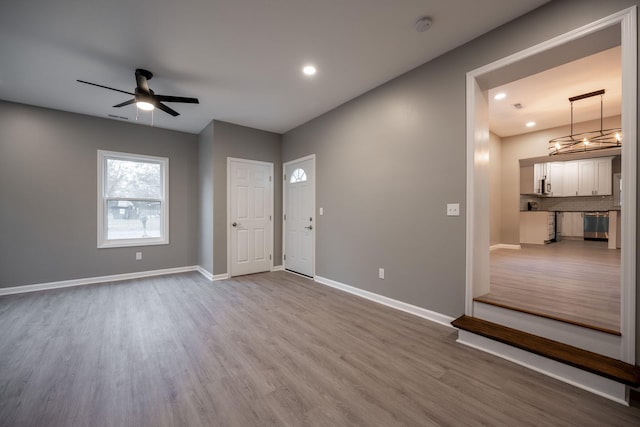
1,271,639,426
481,240,621,334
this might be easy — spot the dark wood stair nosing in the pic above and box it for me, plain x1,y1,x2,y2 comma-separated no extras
452,315,640,387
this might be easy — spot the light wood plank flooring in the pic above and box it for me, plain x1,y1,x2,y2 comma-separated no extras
1,271,638,426
481,240,621,334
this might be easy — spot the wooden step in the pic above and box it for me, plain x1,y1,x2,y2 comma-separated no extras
451,315,640,387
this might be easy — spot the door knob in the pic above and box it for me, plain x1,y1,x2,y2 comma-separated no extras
304,225,313,230
232,222,238,227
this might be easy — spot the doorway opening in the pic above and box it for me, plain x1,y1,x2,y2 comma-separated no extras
481,45,622,335
466,8,637,363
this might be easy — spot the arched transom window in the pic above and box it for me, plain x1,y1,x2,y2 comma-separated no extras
290,168,307,183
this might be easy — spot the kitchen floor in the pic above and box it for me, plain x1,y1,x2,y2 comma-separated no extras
479,240,620,334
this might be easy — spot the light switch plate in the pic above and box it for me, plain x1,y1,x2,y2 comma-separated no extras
447,203,460,216
319,207,324,215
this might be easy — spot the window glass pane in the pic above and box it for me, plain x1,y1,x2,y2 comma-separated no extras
106,158,161,199
290,168,307,183
106,200,162,240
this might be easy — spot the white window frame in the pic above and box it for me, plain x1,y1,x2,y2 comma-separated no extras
97,150,169,248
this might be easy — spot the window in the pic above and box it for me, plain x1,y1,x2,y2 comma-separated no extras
98,150,168,248
289,168,307,183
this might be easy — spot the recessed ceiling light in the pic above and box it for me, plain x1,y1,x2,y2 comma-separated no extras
526,121,536,128
494,92,506,100
303,65,316,76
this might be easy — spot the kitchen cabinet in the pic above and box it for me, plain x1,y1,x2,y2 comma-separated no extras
577,157,612,196
547,162,564,196
558,212,584,238
520,157,612,197
577,161,596,196
520,211,555,244
563,161,579,197
594,157,613,195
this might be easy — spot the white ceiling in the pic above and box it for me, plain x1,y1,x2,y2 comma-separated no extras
489,46,622,138
0,0,550,134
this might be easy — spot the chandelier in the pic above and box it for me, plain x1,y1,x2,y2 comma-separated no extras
549,89,621,155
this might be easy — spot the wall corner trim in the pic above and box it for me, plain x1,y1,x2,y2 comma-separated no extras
0,266,201,296
313,275,455,328
196,266,214,281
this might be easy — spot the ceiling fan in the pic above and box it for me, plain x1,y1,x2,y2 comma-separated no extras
77,69,199,117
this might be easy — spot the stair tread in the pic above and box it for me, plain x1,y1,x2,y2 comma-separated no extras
452,315,640,387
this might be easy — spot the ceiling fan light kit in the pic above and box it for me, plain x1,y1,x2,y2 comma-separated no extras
548,89,621,155
77,68,199,118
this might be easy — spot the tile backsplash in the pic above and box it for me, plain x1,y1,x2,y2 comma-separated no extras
521,195,618,212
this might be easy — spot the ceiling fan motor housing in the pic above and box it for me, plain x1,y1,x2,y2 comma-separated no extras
135,68,153,81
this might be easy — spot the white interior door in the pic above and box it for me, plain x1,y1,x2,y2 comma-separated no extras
229,159,272,277
284,157,314,277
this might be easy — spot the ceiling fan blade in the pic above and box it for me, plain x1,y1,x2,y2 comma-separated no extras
77,80,134,96
155,95,200,104
135,69,152,93
155,102,180,117
113,99,136,108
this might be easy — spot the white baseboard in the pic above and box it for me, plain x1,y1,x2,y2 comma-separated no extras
313,275,455,329
0,266,200,296
212,273,229,281
196,266,214,281
457,330,628,405
271,265,284,272
490,244,521,251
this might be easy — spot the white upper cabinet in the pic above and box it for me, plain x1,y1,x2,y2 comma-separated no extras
577,160,596,196
594,157,612,195
520,157,613,197
577,157,612,196
547,162,564,197
563,161,579,197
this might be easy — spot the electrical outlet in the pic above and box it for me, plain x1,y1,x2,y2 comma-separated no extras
136,252,142,261
447,203,460,216
378,268,384,279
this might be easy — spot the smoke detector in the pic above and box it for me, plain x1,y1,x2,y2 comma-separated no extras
415,17,433,32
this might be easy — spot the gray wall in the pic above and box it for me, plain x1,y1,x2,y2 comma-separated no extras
198,121,214,274
283,60,468,316
0,101,199,288
282,0,639,323
209,120,282,275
